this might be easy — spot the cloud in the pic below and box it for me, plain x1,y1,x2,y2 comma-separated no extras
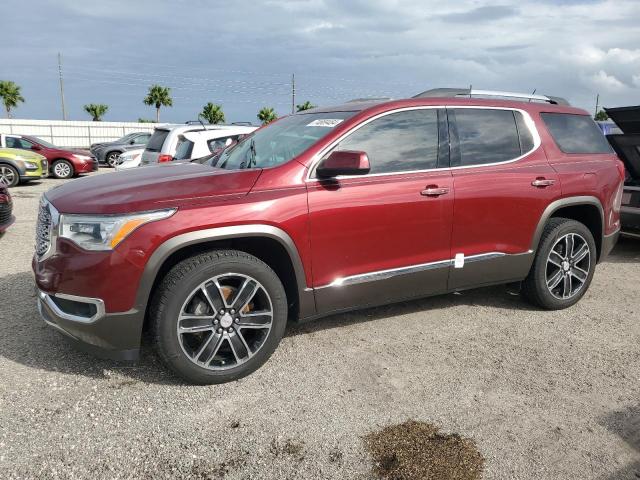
588,70,627,91
440,5,518,23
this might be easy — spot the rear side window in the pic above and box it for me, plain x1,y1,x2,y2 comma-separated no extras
146,129,170,152
450,109,523,167
333,109,440,174
541,113,612,154
174,138,194,160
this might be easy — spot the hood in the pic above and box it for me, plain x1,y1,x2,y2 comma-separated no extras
605,106,640,134
47,147,93,157
0,147,46,162
45,162,262,214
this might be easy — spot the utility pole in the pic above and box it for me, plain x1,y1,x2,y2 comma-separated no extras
594,93,600,117
291,73,295,114
58,53,67,120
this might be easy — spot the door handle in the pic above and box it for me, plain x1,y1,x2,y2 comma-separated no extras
531,178,556,188
421,186,450,197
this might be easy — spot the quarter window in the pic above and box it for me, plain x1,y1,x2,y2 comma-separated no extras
541,113,612,154
331,109,440,174
450,109,523,167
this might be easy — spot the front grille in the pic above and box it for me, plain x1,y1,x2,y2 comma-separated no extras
0,202,11,226
35,199,52,257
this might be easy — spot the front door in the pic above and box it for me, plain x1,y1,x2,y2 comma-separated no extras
306,108,454,314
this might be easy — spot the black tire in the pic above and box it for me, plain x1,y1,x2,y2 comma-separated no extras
523,218,597,310
0,164,20,187
150,250,288,384
51,159,74,179
106,151,120,168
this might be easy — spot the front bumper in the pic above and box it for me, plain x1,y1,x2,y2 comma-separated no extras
37,289,143,361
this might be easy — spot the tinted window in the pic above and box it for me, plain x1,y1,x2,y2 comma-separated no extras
208,136,237,153
6,137,33,149
332,109,439,174
541,113,612,154
146,129,169,152
174,138,194,160
451,109,521,166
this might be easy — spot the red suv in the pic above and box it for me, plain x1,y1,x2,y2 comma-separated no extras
1,134,98,179
33,89,624,384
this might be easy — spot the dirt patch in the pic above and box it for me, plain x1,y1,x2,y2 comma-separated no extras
364,420,484,480
270,437,305,461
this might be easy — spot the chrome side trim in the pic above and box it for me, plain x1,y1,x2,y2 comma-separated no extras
38,290,106,324
316,251,523,289
306,105,541,181
621,206,640,214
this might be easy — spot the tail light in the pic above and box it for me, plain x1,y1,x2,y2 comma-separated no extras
158,154,172,163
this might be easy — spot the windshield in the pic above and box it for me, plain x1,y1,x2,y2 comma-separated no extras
28,136,56,148
217,111,357,170
116,133,137,143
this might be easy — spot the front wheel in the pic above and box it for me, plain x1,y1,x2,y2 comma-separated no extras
523,218,597,310
52,159,74,179
106,151,120,168
150,250,288,384
0,164,20,187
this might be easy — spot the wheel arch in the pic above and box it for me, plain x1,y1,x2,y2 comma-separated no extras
531,196,604,261
136,225,314,329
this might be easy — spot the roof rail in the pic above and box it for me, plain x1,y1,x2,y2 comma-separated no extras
231,121,254,126
346,97,392,103
412,88,570,106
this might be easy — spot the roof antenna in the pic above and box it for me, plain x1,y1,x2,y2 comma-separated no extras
529,88,537,102
469,84,472,98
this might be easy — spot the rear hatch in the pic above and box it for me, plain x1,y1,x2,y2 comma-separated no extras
141,128,170,165
605,106,640,184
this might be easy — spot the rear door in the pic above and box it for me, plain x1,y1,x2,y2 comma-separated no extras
307,108,454,313
447,107,560,290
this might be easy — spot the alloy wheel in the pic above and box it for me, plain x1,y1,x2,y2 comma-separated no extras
54,162,71,178
545,233,591,299
177,273,274,370
107,153,119,167
0,166,16,186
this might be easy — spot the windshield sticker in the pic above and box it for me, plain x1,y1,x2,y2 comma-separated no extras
306,119,344,128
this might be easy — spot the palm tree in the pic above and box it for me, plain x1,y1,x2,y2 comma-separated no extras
143,85,173,122
83,103,109,121
296,101,316,112
257,107,277,126
201,103,225,124
594,109,608,121
0,80,25,118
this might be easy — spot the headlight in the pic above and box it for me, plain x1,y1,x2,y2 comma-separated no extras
73,154,92,161
59,209,176,250
24,161,38,169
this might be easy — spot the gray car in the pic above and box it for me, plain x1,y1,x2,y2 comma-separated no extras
90,132,152,167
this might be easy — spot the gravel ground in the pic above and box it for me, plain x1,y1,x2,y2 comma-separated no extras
1,171,639,479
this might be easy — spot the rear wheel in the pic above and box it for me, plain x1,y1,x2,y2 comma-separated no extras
523,218,596,309
106,151,120,168
0,164,19,187
52,159,74,179
150,250,288,384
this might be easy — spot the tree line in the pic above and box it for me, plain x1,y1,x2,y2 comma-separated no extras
0,80,316,125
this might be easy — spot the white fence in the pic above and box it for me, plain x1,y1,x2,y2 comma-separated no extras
0,119,161,148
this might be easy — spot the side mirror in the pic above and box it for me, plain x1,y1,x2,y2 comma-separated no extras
31,144,42,151
316,150,370,178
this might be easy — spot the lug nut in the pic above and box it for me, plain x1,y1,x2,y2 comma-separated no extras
217,328,223,334
219,309,225,315
228,327,233,333
213,319,219,325
230,309,236,314
234,318,240,324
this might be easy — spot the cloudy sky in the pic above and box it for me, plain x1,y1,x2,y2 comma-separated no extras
3,0,640,123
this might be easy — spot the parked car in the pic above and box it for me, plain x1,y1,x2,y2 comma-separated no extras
604,106,640,238
115,148,145,171
91,132,152,167
173,128,256,162
0,134,98,179
33,88,623,384
0,147,48,187
141,123,255,166
0,182,14,233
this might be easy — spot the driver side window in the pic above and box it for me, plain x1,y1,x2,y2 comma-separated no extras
6,136,32,149
332,109,440,174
